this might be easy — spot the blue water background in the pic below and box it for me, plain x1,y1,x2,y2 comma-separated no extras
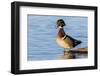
27,15,88,61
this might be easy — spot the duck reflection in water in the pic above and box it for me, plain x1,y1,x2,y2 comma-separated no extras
56,19,82,59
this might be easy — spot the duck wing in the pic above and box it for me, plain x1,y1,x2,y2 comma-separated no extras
65,35,82,47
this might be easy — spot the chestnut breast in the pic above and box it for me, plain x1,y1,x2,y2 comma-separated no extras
57,28,66,38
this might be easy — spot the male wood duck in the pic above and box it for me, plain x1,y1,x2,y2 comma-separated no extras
56,19,82,51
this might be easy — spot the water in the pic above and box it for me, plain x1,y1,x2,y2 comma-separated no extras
27,15,88,61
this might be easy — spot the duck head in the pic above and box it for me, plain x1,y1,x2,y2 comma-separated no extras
56,19,66,29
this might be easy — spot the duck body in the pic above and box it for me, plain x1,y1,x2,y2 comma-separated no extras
56,36,73,49
56,28,81,49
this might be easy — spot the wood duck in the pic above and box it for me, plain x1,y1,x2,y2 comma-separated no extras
56,19,82,51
